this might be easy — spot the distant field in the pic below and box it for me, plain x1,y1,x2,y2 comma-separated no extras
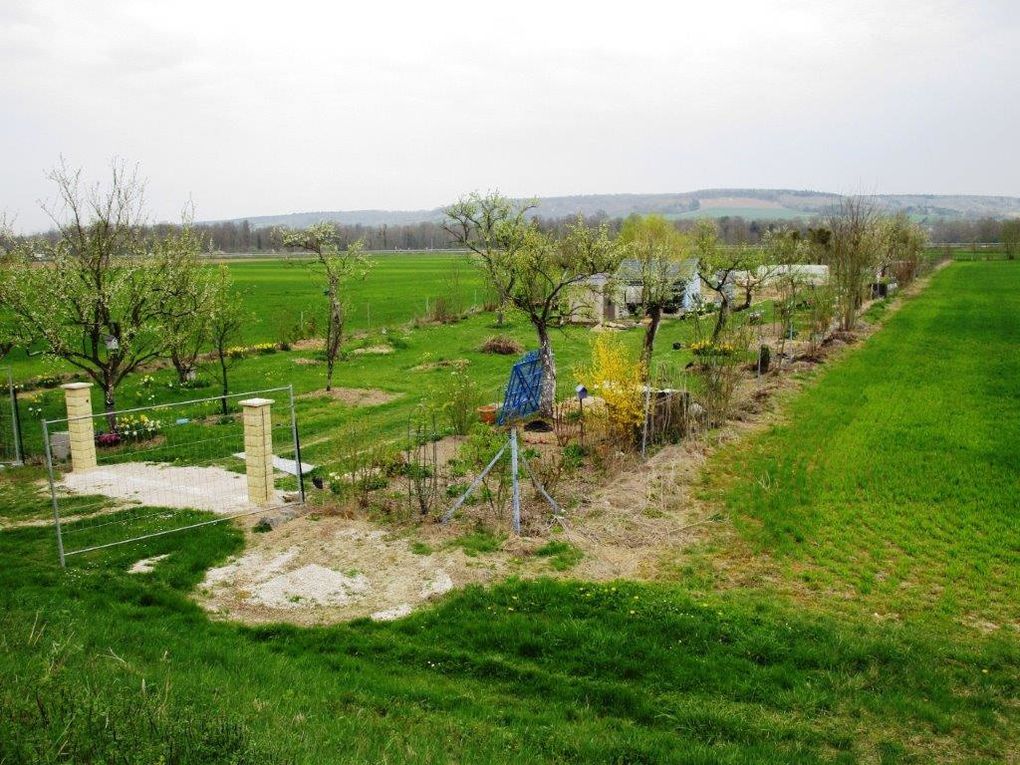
672,206,806,220
226,252,486,343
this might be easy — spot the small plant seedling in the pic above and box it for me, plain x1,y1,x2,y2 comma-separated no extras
535,540,583,571
451,530,504,557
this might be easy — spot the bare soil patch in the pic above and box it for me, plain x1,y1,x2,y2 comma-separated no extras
196,518,510,625
302,387,400,407
352,344,394,356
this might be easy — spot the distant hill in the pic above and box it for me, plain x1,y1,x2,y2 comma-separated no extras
211,189,1020,228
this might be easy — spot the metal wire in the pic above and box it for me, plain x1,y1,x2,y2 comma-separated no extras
44,386,303,566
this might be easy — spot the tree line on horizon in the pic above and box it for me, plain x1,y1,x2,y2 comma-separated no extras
15,210,1017,255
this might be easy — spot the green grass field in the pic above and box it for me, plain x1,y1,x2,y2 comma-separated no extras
672,206,806,221
1,261,1017,762
225,253,486,343
702,261,1020,626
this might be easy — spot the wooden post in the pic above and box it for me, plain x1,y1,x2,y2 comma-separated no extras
61,383,96,471
240,397,275,506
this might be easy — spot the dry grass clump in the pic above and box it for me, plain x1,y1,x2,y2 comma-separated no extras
479,334,524,355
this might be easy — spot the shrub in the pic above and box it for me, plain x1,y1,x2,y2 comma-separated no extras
807,284,837,355
434,366,482,436
480,335,524,355
427,296,460,324
693,325,751,427
575,333,643,442
96,432,122,448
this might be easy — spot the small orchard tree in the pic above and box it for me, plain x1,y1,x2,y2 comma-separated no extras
162,225,216,383
444,193,625,415
208,265,247,415
761,228,810,353
617,214,690,379
0,160,209,426
0,217,20,362
879,213,928,284
690,220,760,341
280,224,370,392
733,227,797,312
819,197,882,331
1000,219,1020,260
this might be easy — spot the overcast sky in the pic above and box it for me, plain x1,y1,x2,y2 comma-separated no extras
2,0,1018,231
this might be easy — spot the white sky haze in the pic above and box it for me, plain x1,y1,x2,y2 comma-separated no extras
1,0,1018,230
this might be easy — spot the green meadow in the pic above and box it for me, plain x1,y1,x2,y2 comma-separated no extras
224,253,487,343
0,259,1017,762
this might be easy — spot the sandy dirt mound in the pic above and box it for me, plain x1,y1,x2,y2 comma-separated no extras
303,388,399,407
58,462,279,514
351,345,394,356
196,519,501,625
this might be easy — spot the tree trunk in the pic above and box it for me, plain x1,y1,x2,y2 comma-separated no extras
219,351,229,416
103,384,116,431
735,288,753,312
712,297,730,342
640,306,662,382
171,352,193,384
535,323,557,418
324,289,343,393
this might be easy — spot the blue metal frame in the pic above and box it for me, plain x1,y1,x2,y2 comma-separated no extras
498,350,543,425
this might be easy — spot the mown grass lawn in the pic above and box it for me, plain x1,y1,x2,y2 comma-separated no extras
702,261,1020,627
1,481,1016,764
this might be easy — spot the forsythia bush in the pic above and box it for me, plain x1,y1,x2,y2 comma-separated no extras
575,333,644,438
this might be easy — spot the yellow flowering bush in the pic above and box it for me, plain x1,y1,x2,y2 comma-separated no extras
575,334,644,439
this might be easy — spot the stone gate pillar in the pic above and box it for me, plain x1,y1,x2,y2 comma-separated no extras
240,397,275,506
61,383,97,471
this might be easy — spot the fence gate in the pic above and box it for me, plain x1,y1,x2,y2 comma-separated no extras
0,367,22,465
43,385,305,566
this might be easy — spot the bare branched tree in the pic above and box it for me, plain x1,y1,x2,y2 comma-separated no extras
617,214,691,379
0,160,209,426
999,219,1019,261
280,223,370,392
818,197,882,331
691,220,761,341
444,193,625,415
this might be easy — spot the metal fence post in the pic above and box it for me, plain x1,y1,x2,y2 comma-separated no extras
288,384,305,504
42,419,66,568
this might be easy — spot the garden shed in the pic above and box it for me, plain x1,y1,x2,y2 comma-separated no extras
569,258,701,324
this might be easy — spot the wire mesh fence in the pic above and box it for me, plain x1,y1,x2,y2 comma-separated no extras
0,367,22,465
43,385,304,566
